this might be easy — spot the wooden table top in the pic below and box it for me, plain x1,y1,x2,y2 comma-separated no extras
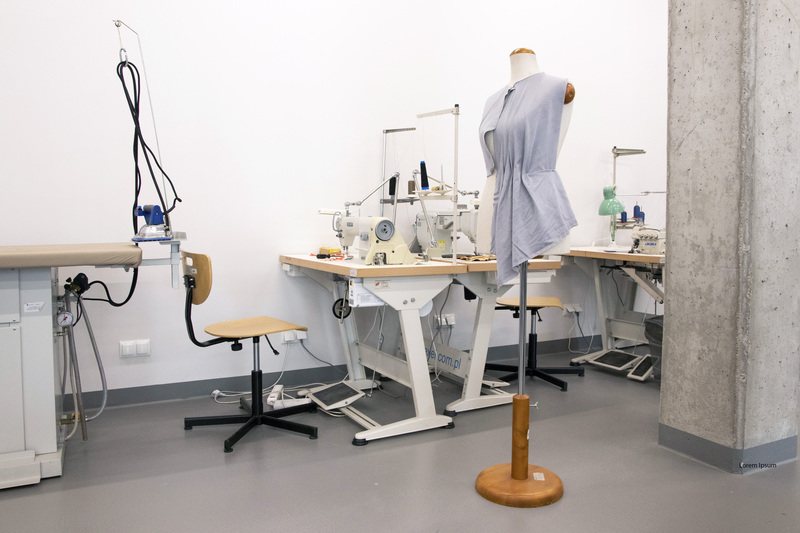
279,254,561,278
563,247,665,265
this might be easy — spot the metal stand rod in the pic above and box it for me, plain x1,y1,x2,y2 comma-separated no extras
64,294,88,440
518,262,528,396
380,132,387,217
451,106,460,264
379,127,416,217
412,171,437,253
253,336,260,373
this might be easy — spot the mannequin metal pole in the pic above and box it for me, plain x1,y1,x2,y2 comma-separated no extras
475,259,563,507
518,261,527,396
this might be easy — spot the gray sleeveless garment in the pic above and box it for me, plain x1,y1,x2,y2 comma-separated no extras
479,72,578,286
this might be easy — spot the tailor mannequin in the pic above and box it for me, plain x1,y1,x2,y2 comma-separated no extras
475,48,575,256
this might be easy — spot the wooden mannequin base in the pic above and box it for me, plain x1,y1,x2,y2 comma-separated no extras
475,463,563,508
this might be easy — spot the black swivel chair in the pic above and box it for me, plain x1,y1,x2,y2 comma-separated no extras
485,296,584,391
181,251,318,452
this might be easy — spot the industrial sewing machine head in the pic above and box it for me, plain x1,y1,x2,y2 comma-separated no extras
630,225,666,255
322,211,414,265
413,206,479,258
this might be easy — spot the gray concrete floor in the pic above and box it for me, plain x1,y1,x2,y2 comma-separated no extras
2,353,799,532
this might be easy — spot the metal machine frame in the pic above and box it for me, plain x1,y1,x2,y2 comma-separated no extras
282,256,456,444
565,248,664,379
280,255,561,441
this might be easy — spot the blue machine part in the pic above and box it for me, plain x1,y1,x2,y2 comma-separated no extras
137,205,164,225
132,204,170,242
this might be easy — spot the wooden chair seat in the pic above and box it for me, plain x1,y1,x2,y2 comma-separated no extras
205,316,308,339
487,295,582,391
497,296,563,310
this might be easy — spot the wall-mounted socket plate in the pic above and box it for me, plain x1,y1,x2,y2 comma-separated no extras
120,339,150,357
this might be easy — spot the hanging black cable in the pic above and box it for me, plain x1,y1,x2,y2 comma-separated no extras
87,60,183,309
74,61,183,309
83,268,140,307
115,60,182,234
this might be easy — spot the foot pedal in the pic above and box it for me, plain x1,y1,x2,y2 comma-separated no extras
307,382,364,410
627,355,655,381
588,350,640,371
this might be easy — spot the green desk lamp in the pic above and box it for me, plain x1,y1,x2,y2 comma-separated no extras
598,186,625,244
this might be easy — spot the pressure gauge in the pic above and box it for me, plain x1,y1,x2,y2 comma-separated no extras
57,311,74,327
374,219,395,242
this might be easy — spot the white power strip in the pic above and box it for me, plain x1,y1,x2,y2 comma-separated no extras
266,384,284,405
271,398,312,409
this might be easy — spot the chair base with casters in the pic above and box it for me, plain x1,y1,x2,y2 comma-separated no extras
485,296,584,392
183,338,318,453
181,251,318,453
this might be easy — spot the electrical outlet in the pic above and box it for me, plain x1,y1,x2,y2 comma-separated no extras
120,340,136,357
120,339,150,358
135,339,151,355
437,314,456,327
282,331,307,343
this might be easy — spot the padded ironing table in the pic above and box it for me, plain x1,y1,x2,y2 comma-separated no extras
0,242,142,489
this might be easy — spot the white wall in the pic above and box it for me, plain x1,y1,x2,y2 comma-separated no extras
0,1,667,392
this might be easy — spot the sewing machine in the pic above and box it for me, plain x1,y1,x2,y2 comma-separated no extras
331,214,415,266
631,225,666,255
413,208,479,258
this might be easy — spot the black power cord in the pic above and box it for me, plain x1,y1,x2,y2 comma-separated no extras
83,269,140,307
115,60,182,235
65,270,139,309
79,60,184,309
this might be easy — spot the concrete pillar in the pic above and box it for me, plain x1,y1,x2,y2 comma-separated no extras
660,0,800,473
